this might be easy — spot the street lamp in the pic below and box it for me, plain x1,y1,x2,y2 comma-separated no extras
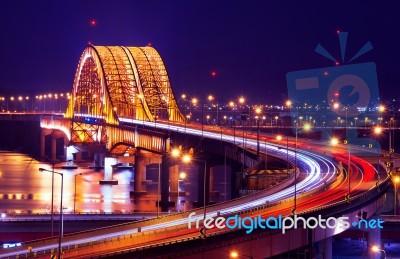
74,173,83,214
334,103,351,201
374,126,383,184
371,245,386,259
207,94,219,125
157,162,161,217
255,107,262,158
378,105,393,172
394,176,400,215
229,250,253,259
39,168,64,259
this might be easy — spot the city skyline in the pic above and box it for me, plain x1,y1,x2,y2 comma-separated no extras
0,1,399,104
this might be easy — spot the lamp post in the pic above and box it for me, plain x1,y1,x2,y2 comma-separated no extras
379,105,394,173
39,168,63,259
255,107,262,158
371,245,386,259
181,153,207,233
207,94,218,125
394,176,399,215
74,173,83,214
334,103,351,201
157,162,161,217
345,106,350,200
286,100,299,214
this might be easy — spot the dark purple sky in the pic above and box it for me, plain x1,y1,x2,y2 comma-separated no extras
0,1,399,104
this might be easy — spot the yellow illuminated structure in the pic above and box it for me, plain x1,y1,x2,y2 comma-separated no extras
66,46,184,123
62,46,185,149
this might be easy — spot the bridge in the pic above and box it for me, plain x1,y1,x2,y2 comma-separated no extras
0,45,396,259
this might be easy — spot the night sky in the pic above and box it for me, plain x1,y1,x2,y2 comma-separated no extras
0,1,399,104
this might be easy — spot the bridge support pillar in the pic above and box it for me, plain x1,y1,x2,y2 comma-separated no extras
40,131,46,160
90,152,104,169
231,163,242,199
133,154,147,194
61,145,78,169
368,218,382,259
75,143,83,162
169,165,179,194
51,135,57,162
160,154,173,211
63,136,68,161
99,157,118,185
193,161,210,207
318,236,332,259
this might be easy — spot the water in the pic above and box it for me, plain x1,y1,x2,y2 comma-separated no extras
0,151,229,215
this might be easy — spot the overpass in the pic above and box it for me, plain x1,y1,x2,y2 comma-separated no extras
0,45,394,259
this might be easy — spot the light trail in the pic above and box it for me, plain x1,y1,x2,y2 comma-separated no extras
0,118,337,258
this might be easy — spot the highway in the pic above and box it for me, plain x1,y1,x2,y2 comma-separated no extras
0,119,385,258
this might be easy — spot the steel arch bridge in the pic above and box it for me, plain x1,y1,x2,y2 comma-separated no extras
66,46,184,123
61,46,185,153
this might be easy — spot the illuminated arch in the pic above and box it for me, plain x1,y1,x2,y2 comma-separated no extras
65,45,185,123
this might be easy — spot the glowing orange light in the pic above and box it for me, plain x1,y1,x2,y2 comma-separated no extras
333,102,339,109
330,138,339,146
230,251,239,258
374,126,382,134
182,155,191,163
179,172,187,179
171,148,180,158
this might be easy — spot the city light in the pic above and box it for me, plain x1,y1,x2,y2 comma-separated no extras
333,102,339,109
303,123,311,131
330,138,339,146
374,126,383,134
179,172,187,179
171,148,181,158
230,251,239,258
182,154,191,163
